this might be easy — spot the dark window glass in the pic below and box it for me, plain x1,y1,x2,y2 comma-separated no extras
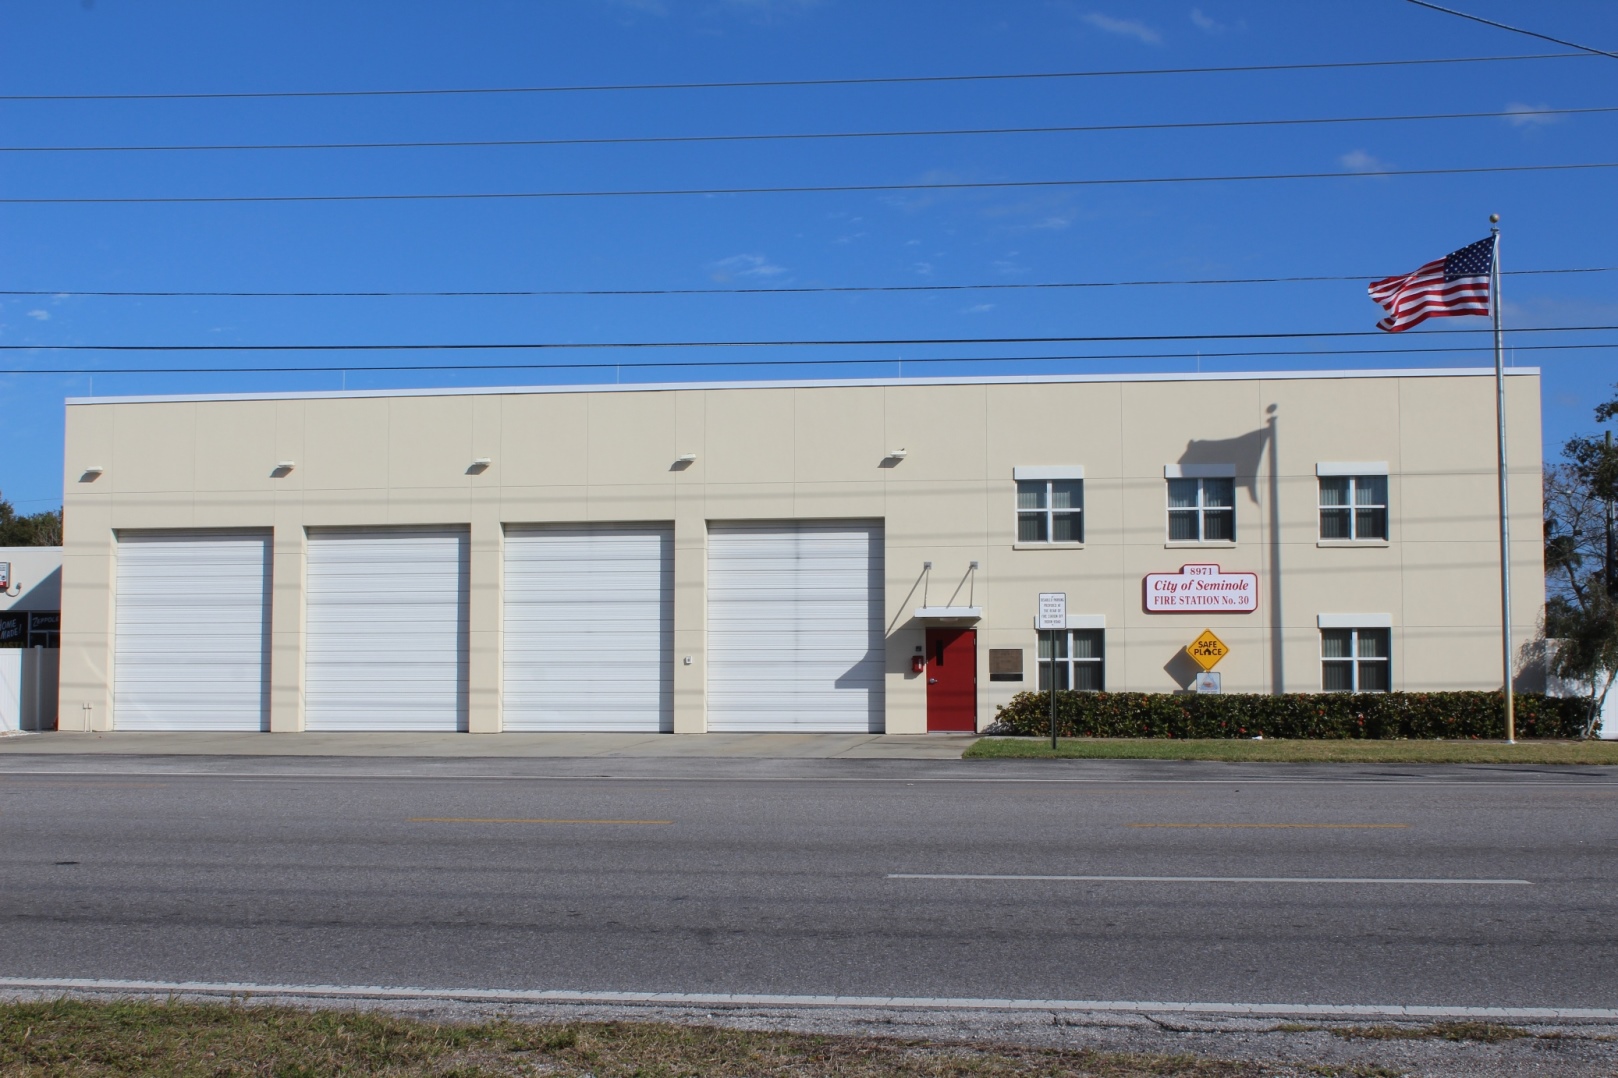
1202,507,1235,542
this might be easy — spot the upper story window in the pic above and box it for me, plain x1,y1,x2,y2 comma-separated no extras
1013,466,1084,544
1321,627,1391,692
1166,469,1235,542
1317,463,1389,541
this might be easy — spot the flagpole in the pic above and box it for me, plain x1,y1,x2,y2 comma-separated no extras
1490,213,1515,744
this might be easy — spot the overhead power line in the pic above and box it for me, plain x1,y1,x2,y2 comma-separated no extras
10,267,1615,299
0,53,1590,102
5,267,1613,300
6,161,1615,205
1403,1,1618,60
3,340,1607,377
5,105,1613,154
5,325,1611,353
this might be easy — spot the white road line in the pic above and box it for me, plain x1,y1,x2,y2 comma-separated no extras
889,873,1533,885
0,977,1611,1021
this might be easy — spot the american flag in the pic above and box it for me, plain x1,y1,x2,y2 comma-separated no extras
1367,235,1494,332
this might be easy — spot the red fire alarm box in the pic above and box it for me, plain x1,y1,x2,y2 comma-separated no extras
911,654,925,674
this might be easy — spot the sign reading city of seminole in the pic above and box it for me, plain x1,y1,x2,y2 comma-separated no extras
1143,564,1258,613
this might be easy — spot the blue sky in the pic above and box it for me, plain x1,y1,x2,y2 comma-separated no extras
1,0,1614,512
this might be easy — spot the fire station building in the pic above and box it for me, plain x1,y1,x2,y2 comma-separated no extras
55,367,1545,735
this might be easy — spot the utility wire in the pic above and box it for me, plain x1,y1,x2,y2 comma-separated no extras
5,267,1611,299
4,325,1611,353
1403,1,1618,60
7,161,1615,204
4,105,1613,153
0,53,1590,101
3,340,1607,377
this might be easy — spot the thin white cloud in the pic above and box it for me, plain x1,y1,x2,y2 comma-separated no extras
1190,8,1223,33
604,0,668,15
962,303,996,314
1080,11,1161,44
1503,102,1563,128
26,309,49,321
719,0,820,11
913,262,935,276
1339,149,1390,173
991,257,1028,276
710,253,787,281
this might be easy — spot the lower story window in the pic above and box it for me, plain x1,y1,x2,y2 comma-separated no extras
1038,629,1104,691
1321,628,1390,692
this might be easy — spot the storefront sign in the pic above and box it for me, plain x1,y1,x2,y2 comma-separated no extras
1144,564,1258,613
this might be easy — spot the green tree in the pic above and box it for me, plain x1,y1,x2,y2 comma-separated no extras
1543,384,1618,737
0,492,62,546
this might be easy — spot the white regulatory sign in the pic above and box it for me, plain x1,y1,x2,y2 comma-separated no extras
1037,592,1067,630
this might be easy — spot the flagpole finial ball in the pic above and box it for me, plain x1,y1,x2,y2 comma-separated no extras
1489,214,1500,224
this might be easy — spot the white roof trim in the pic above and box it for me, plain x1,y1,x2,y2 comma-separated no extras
64,367,1541,406
1317,461,1389,476
1318,613,1394,628
1013,465,1085,481
1165,463,1236,479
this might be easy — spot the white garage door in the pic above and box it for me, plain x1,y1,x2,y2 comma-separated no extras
305,527,468,731
503,524,673,731
113,532,271,731
707,521,884,732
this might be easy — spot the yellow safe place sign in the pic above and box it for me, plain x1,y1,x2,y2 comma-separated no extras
1186,629,1229,672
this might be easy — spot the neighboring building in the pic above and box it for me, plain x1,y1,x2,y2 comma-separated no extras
0,546,62,731
56,367,1545,734
0,546,62,650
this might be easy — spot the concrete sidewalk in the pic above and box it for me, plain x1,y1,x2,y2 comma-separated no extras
0,731,976,760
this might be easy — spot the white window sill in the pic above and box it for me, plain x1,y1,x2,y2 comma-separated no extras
1317,539,1390,548
1163,541,1236,549
1012,542,1085,551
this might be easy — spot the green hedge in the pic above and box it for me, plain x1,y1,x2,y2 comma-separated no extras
991,691,1588,740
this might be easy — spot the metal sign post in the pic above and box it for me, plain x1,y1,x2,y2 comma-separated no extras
1037,593,1066,749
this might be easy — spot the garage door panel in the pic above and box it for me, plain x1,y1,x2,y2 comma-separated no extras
707,521,884,733
113,532,272,732
503,524,673,732
305,528,469,732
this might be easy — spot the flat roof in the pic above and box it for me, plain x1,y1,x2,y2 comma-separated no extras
65,366,1540,406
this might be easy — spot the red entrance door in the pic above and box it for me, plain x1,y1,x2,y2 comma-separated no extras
925,628,977,732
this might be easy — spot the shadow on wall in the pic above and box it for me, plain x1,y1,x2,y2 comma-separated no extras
1177,427,1272,504
1177,411,1282,693
1162,646,1203,692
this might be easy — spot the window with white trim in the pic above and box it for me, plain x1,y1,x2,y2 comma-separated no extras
1038,629,1104,690
1167,477,1235,542
1017,479,1083,543
1319,475,1388,541
1321,628,1391,692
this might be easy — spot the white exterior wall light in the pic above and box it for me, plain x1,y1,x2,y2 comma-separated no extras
81,465,104,480
888,448,907,460
672,453,697,471
469,457,492,474
272,461,296,477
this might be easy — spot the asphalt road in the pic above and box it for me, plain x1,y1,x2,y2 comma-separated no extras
2,757,1615,1010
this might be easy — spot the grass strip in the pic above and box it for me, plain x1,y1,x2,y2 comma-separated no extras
0,998,1300,1076
963,737,1618,764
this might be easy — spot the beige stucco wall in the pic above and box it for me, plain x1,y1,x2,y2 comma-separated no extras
57,370,1546,734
